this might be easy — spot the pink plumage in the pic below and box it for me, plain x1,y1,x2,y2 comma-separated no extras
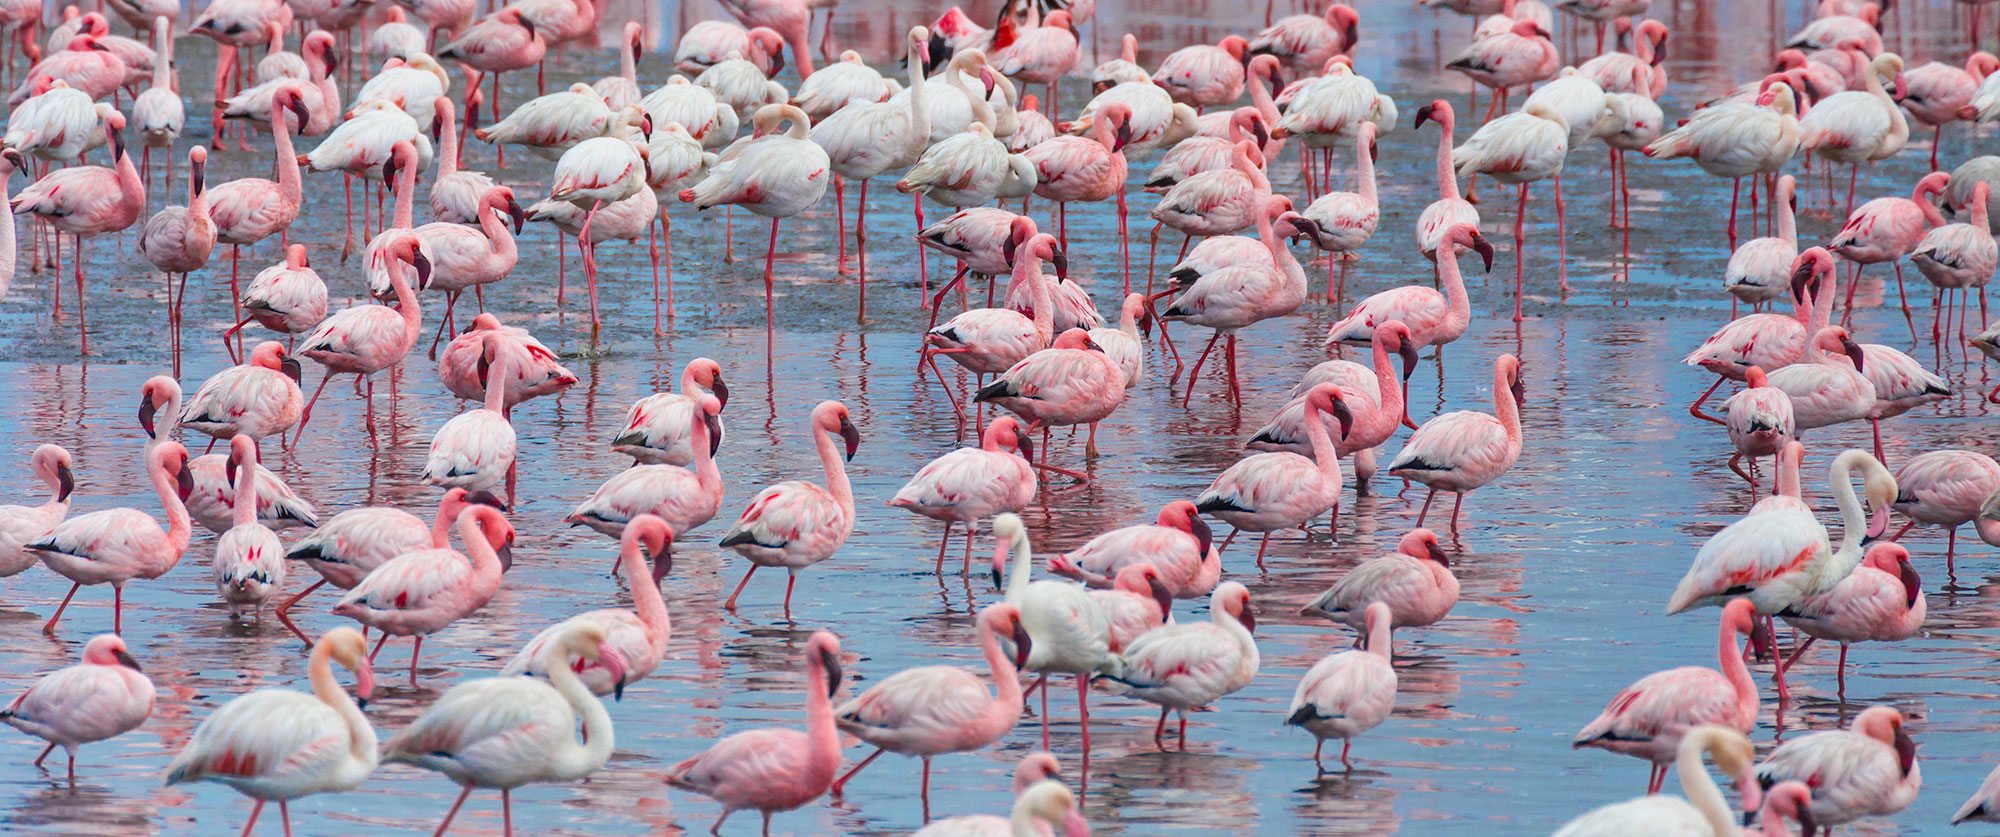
332,505,514,682
719,401,859,617
1047,501,1219,599
1753,705,1921,828
0,634,153,785
1303,528,1459,635
1387,353,1524,532
666,631,843,833
180,341,305,444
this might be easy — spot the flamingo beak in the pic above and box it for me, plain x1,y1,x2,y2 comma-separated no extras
1426,541,1450,566
1147,575,1173,618
705,412,723,456
1894,72,1907,100
1329,397,1354,439
412,250,433,289
112,648,141,670
467,490,509,511
1472,234,1496,272
1053,250,1069,280
1113,118,1132,151
55,462,74,501
1398,336,1421,379
1235,601,1256,634
838,415,861,461
1897,558,1921,606
1510,374,1526,407
1015,429,1033,464
280,356,302,384
175,461,194,501
990,540,1007,591
138,393,157,438
710,375,730,409
601,644,629,701
1893,724,1916,775
821,649,841,698
354,656,375,708
507,196,526,234
1415,102,1436,129
225,455,238,486
1841,337,1867,372
648,537,675,585
1010,619,1033,670
1187,511,1214,555
288,96,309,133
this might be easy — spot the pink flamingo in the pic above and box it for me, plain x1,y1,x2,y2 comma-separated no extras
1854,338,1948,463
1303,528,1459,636
918,207,1024,311
1250,321,1421,492
1724,175,1800,313
9,107,142,354
1092,33,1146,92
206,86,307,348
1412,100,1482,261
568,393,724,546
719,400,858,618
505,515,674,695
1683,248,1835,420
436,316,572,408
592,22,645,109
1195,383,1352,565
0,444,72,579
1645,81,1800,251
1152,35,1248,110
1446,18,1557,120
220,32,340,139
413,185,523,351
1555,727,1763,834
975,329,1127,481
1388,353,1524,532
1025,102,1133,291
673,21,785,77
294,230,428,440
438,9,545,132
131,19,182,191
1069,77,1198,156
1957,764,2000,824
666,631,843,834
715,0,831,78
1299,121,1379,301
1161,196,1305,403
1752,705,1919,828
162,628,374,837
386,621,625,837
1149,107,1267,194
138,375,316,536
478,83,620,160
1889,449,2000,566
1326,223,1489,354
681,104,832,332
180,341,305,448
1091,563,1171,652
991,513,1113,757
1913,181,1998,340
1799,52,1910,217
1779,541,1923,693
1089,293,1150,387
1786,4,1882,55
277,488,498,645
1721,370,1796,494
8,34,125,105
923,225,1061,418
1048,501,1219,599
611,358,728,466
211,435,286,620
423,333,521,504
898,121,1035,213
0,633,151,786
1272,60,1391,200
1287,601,1396,772
1765,326,1874,435
830,603,1030,808
1100,581,1258,750
913,755,1087,837
1573,598,1762,793
547,108,653,329
694,54,787,123
371,8,425,60
333,503,514,683
227,244,328,350
137,145,217,371
992,11,1077,119
1251,3,1360,82
890,416,1037,573
809,26,931,296
1577,17,1667,99
1452,100,1568,320
430,97,498,224
28,441,191,636
1902,51,1996,171
1147,140,1268,282
524,182,661,327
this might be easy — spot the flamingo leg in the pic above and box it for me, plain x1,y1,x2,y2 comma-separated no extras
273,578,326,647
723,565,758,611
1727,178,1740,252
1553,174,1568,294
1153,705,1170,749
1780,637,1816,674
1415,488,1438,528
408,635,423,683
73,236,88,355
782,574,796,620
1892,262,1918,343
1037,672,1050,748
934,520,953,574
429,786,473,837
1513,184,1528,322
830,747,884,795
41,582,79,635
31,743,52,769
1688,376,1728,424
915,196,928,303
239,800,265,837
1181,331,1223,406
856,179,869,319
763,217,780,335
1076,673,1091,770
1255,531,1272,570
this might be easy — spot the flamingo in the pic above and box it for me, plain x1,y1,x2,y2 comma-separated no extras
1753,705,1919,829
1088,293,1150,389
1411,100,1481,261
277,488,500,645
1573,598,1763,793
1957,764,2000,824
718,400,858,618
1250,3,1359,81
974,329,1127,482
810,26,931,301
1099,581,1258,750
9,35,127,105
1287,601,1396,773
1645,81,1800,250
163,628,374,837
675,21,785,77
1889,449,2000,566
1452,100,1568,320
642,75,739,154
1327,223,1489,362
1785,4,1882,54
1250,320,1421,494
1068,79,1198,155
0,444,72,579
431,97,499,225
715,0,830,78
1683,247,1836,420
1798,52,1909,217
1024,101,1132,290
227,244,327,351
28,440,190,636
681,103,832,332
1271,60,1394,200
211,435,285,621
544,104,650,326
991,10,1076,119
912,758,1086,837
505,514,674,695
130,18,181,188
898,122,1035,216
642,121,718,327
1302,528,1458,637
990,513,1111,756
9,107,142,354
435,317,574,409
1161,195,1305,403
1146,107,1266,194
567,393,724,547
1577,18,1666,99
1721,371,1796,495
695,53,788,122
1048,501,1218,599
1912,181,1998,341
1298,121,1379,301
1778,542,1924,693
3,81,111,165
1195,383,1352,565
138,376,316,536
386,621,626,837
1766,326,1875,435
332,503,515,683
1091,33,1145,91
665,631,843,835
220,31,340,138
437,9,545,135
1725,175,1801,313
1147,139,1269,279
829,603,1031,807
524,180,661,328
371,8,426,60
478,83,620,160
591,22,645,109
1446,18,1557,120
1387,353,1524,533
137,145,217,370
422,332,521,504
206,86,307,342
407,185,523,351
1090,563,1171,654
1152,35,1248,111
891,416,1037,573
1854,339,1948,463
1554,726,1762,836
796,49,904,120
179,341,305,448
0,633,151,786
1556,0,1654,53
923,224,1061,422
1902,51,1996,171
294,230,428,440
611,358,729,466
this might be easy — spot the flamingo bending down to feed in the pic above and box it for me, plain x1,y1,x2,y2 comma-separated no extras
0,633,152,786
1047,501,1220,599
1195,383,1353,566
890,415,1037,573
163,628,375,837
504,514,676,696
665,631,844,835
331,504,516,683
1572,598,1763,793
718,400,859,618
385,621,627,837
1387,353,1524,533
1099,581,1259,750
1287,601,1397,772
830,603,1030,811
28,441,193,636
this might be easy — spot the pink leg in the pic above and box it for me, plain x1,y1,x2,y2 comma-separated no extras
1449,493,1465,532
1688,376,1728,424
933,520,953,573
834,175,847,275
273,578,326,647
31,743,52,769
1553,174,1568,294
429,786,473,837
1513,184,1528,322
763,217,780,334
1076,673,1092,771
915,195,928,302
782,574,797,620
239,800,265,837
501,787,512,837
1037,672,1051,748
1415,489,1437,528
1255,532,1272,569
41,582,78,636
857,180,869,317
279,801,292,837
723,566,757,611
1181,331,1223,406
1153,706,1170,749
830,748,884,795
409,634,423,683
1727,178,1740,253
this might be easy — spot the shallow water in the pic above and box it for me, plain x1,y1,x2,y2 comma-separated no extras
0,0,1997,834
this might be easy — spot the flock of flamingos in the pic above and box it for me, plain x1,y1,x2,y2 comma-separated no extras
6,0,2000,831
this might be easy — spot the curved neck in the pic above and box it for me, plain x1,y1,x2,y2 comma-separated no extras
967,80,997,130
270,96,300,204
482,347,511,415
1715,616,1757,739
151,454,190,554
1491,364,1521,444
390,257,422,348
803,649,839,779
230,456,257,528
1002,530,1032,596
977,616,1024,714
306,643,378,771
429,501,455,547
1975,193,1992,233
1830,455,1867,558
1432,119,1459,199
693,408,721,494
150,23,171,88
1438,244,1472,332
478,199,515,261
1678,733,1737,837
812,419,854,520
115,135,142,214
1120,303,1140,340
392,153,416,228
38,462,63,513
1364,613,1391,660
544,642,615,780
906,51,929,147
618,39,636,85
1302,398,1339,482
1247,67,1280,126
618,535,670,646
1359,336,1404,441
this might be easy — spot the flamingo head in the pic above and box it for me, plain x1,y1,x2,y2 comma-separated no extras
1509,17,1548,39
1373,320,1420,380
1499,353,1525,406
1788,247,1832,304
276,84,311,134
627,513,675,585
1219,34,1249,63
1013,752,1063,793
1003,215,1039,266
319,627,374,707
32,444,73,502
748,27,786,75
813,401,860,461
1249,54,1282,85
1398,528,1447,566
1762,782,1815,836
1304,382,1354,439
989,512,1026,590
0,147,22,175
1415,99,1452,131
687,358,728,409
1328,4,1360,45
1127,564,1172,620
1159,500,1213,556
1447,224,1494,272
138,375,180,439
222,433,259,486
1723,597,1765,647
988,603,1032,670
81,633,138,669
807,630,843,698
988,416,1031,464
696,393,724,456
148,441,194,502
386,230,431,289
1217,581,1254,633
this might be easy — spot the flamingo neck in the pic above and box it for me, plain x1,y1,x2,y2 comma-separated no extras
693,409,721,496
1807,264,1836,332
812,418,854,522
438,106,460,178
390,257,423,351
428,500,455,547
0,161,15,300
149,390,183,451
1775,451,1801,499
1827,453,1868,568
150,22,171,88
1001,529,1033,599
803,649,839,782
1491,363,1521,444
230,454,257,529
618,535,671,648
152,452,191,555
967,79,998,131
1438,242,1472,334
1120,303,1140,342
545,639,615,780
479,197,515,261
1776,185,1796,245
1090,113,1117,150
618,39,636,86
977,614,1024,718
1432,117,1459,200
1247,66,1281,128
1025,252,1055,346
481,346,511,416
1715,615,1757,732
1358,334,1404,444
114,134,143,217
391,152,416,228
1364,613,1391,660
1678,730,1737,837
306,642,378,770
1301,396,1340,484
1354,138,1376,203
785,16,816,79
905,43,929,149
1974,193,1993,235
270,94,301,205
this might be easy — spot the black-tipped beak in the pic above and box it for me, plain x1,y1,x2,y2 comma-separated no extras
1329,397,1354,439
1147,575,1172,619
113,649,141,671
1510,375,1526,407
468,490,509,511
175,461,195,501
430,111,443,144
1113,118,1132,151
1188,512,1213,555
507,196,526,234
704,411,722,456
710,376,729,409
649,545,674,585
822,650,841,698
613,673,626,701
1426,541,1450,566
640,113,654,142
287,96,309,132
192,156,206,193
381,154,400,191
1789,260,1815,303
412,250,433,288
224,456,239,486
1415,102,1436,129
631,40,643,66
1398,337,1420,378
1344,21,1358,48
1011,620,1033,670
1236,602,1256,634
1368,139,1378,163
496,541,515,572
280,356,302,384
138,394,158,438
838,416,860,461
990,566,1004,590
2,148,25,171
1053,250,1069,280
1893,726,1916,775
1472,235,1496,271
55,462,74,501
1842,338,1866,372
1015,430,1033,464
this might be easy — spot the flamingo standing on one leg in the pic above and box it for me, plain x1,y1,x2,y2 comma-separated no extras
1387,353,1525,533
719,401,859,618
28,441,192,636
681,104,832,334
332,504,515,684
665,631,844,835
1724,175,1801,314
1299,121,1379,302
544,106,650,327
0,633,151,786
1451,100,1568,321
